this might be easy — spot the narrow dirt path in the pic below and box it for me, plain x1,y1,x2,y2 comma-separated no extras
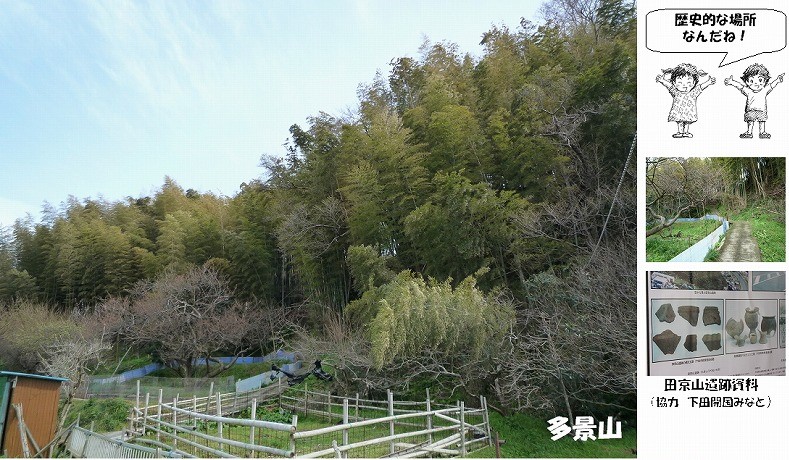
718,221,762,262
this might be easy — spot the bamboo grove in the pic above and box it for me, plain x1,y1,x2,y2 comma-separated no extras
1,0,637,421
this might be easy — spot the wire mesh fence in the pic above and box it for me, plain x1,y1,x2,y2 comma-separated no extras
85,375,236,401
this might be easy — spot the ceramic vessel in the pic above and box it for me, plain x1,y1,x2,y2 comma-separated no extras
749,332,757,344
760,315,777,337
725,318,744,339
744,307,760,334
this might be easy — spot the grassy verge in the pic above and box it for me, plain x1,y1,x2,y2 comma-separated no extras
733,206,785,262
703,235,725,261
646,219,721,262
469,412,636,458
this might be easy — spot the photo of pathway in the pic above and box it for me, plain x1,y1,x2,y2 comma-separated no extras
718,221,762,262
646,157,785,262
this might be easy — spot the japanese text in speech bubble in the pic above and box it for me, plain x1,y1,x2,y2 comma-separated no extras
646,9,787,67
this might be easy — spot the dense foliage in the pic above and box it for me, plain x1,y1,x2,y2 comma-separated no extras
1,0,637,420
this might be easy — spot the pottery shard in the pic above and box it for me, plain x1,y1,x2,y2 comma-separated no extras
702,306,721,326
655,303,676,323
702,333,722,352
684,334,697,352
678,305,700,326
652,329,681,355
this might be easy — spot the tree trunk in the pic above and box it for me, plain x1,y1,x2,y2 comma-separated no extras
543,317,574,422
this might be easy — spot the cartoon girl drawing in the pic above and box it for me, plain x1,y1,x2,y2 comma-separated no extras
724,63,784,139
656,63,716,138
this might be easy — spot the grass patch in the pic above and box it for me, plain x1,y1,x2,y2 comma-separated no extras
64,398,132,432
646,219,722,262
704,248,720,262
733,206,785,262
93,353,154,376
469,412,636,458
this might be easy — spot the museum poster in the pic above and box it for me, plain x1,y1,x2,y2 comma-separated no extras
648,271,786,376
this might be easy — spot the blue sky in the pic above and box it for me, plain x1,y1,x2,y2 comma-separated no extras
0,1,540,227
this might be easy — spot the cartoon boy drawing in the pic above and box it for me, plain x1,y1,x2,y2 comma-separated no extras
656,63,716,138
724,63,784,139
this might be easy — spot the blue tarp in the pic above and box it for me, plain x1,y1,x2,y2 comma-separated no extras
92,350,299,384
235,361,302,392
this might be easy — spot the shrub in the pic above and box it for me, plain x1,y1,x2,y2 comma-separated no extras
63,398,132,432
0,300,81,372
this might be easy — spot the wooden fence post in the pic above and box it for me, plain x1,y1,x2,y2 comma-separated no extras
426,388,433,445
483,396,492,446
459,401,466,457
208,382,214,413
156,389,163,443
172,396,179,451
388,390,395,455
342,398,349,457
327,393,332,423
304,383,309,417
354,393,359,422
290,414,299,456
278,377,282,408
142,392,150,436
136,380,141,411
217,392,224,450
249,398,258,458
191,393,199,456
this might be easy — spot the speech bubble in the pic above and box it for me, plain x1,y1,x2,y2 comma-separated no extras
646,9,787,66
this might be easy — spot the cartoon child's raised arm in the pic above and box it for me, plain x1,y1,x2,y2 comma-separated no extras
768,73,785,92
724,75,744,90
656,73,672,90
700,74,716,90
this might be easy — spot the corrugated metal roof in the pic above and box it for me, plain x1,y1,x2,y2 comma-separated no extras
0,371,68,382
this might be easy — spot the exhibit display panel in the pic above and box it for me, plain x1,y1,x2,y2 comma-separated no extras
648,271,785,376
